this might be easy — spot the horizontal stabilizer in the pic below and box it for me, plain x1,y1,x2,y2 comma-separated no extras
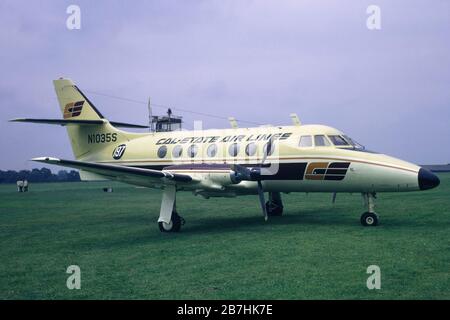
109,121,149,129
10,118,149,128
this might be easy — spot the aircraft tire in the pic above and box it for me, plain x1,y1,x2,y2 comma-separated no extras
266,201,283,216
360,212,378,227
159,211,182,232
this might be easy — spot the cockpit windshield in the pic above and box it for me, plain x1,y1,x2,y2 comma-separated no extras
328,135,348,146
343,135,365,150
327,134,365,150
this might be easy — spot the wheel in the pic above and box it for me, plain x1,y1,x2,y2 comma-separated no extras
265,201,283,216
360,212,378,227
159,211,184,232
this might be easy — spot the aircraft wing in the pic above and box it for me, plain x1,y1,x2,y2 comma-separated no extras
32,157,193,187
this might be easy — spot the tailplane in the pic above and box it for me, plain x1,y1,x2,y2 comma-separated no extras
10,78,148,162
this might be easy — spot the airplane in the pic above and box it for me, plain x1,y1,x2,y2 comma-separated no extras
10,78,440,232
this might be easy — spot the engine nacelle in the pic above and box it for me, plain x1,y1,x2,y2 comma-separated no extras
163,163,242,190
206,171,238,186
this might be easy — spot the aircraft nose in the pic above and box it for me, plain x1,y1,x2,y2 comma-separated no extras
418,168,440,190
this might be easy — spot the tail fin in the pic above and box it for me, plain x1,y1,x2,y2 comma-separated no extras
52,78,129,161
54,78,104,121
11,78,148,164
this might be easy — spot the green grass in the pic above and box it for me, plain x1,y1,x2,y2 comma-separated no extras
0,174,449,300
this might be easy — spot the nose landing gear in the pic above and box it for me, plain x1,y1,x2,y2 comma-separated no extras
361,211,378,226
361,192,379,226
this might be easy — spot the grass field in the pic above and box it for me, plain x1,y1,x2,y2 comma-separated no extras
0,174,449,300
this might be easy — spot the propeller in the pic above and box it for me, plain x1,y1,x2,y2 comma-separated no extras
261,137,273,164
230,137,274,221
332,192,337,204
257,180,268,221
256,137,274,221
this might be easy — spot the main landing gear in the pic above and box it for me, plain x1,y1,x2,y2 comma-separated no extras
158,185,185,233
265,192,284,217
158,209,185,232
360,192,379,227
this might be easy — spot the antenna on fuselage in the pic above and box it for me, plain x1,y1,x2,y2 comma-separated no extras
148,97,154,132
290,113,301,126
228,117,239,129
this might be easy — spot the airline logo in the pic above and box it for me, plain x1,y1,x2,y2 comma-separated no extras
63,101,84,118
112,144,127,160
304,162,350,181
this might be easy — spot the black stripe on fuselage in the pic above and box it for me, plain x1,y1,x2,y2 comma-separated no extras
325,168,348,175
129,162,309,180
328,162,350,169
324,175,346,181
260,163,308,180
164,163,233,171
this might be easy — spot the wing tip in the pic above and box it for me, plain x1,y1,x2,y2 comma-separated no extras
31,157,60,163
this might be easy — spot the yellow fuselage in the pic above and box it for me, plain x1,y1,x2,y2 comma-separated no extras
80,123,422,196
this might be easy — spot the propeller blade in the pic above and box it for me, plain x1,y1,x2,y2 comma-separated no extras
261,137,274,165
332,192,337,204
257,180,268,221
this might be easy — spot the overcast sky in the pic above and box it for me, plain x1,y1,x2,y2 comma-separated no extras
0,0,449,170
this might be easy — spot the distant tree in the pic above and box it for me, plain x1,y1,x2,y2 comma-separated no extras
18,170,31,181
30,168,43,182
1,170,21,183
57,170,68,181
40,168,53,182
0,168,80,183
67,170,81,181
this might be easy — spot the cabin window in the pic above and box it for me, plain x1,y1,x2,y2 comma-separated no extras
172,145,183,158
245,143,257,156
328,135,349,146
157,146,167,158
229,143,240,157
187,144,198,158
263,141,275,156
207,144,217,157
299,135,313,147
314,135,331,147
